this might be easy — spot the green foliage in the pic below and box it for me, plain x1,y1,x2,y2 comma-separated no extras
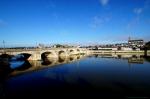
145,41,150,50
55,44,63,48
55,44,72,48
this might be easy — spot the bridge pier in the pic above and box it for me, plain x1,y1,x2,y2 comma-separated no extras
28,52,41,61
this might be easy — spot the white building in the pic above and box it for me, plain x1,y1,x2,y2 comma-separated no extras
98,47,118,51
121,47,133,51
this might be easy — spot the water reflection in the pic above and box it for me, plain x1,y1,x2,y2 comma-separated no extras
0,54,150,77
128,56,144,64
69,55,76,62
41,58,57,66
77,55,80,60
0,54,150,97
10,61,25,69
0,54,150,96
0,54,86,77
58,56,66,63
8,54,150,78
0,54,150,95
92,54,150,64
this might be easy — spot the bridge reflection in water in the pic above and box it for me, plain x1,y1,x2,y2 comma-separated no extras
5,54,149,77
9,54,87,76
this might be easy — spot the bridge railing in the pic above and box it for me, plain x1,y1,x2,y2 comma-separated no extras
0,47,88,53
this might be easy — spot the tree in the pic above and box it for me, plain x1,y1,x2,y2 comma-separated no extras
145,41,150,50
94,46,98,50
55,44,63,48
144,41,150,56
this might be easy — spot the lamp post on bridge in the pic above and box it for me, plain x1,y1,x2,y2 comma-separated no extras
3,40,6,53
3,40,5,49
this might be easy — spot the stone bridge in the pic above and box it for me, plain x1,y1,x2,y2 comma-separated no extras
0,48,89,60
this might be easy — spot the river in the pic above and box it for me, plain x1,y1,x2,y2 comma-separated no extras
0,54,150,98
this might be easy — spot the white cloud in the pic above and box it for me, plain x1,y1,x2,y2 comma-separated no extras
134,8,143,14
91,16,103,28
90,15,111,29
127,17,139,30
128,0,148,30
99,0,109,6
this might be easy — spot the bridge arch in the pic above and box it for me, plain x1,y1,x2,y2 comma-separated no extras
41,51,57,60
20,53,32,60
58,50,67,57
69,49,76,55
11,53,32,60
77,49,80,52
76,49,81,54
0,54,12,60
2,48,88,60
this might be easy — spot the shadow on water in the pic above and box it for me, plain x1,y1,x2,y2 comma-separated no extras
0,61,13,80
0,61,13,98
0,54,13,61
0,60,33,97
0,61,32,79
144,56,150,63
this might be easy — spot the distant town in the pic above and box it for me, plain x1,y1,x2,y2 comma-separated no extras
86,37,146,51
0,37,150,51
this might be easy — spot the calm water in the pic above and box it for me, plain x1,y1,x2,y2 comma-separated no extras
0,54,150,98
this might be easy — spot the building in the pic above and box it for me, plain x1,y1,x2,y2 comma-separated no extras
121,47,133,51
98,47,118,51
128,38,144,48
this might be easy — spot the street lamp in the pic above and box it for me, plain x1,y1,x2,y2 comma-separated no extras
3,40,5,49
2,40,5,53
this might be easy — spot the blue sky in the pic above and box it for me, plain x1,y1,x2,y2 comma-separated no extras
0,0,150,47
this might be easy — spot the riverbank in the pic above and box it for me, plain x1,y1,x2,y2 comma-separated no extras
89,50,150,55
